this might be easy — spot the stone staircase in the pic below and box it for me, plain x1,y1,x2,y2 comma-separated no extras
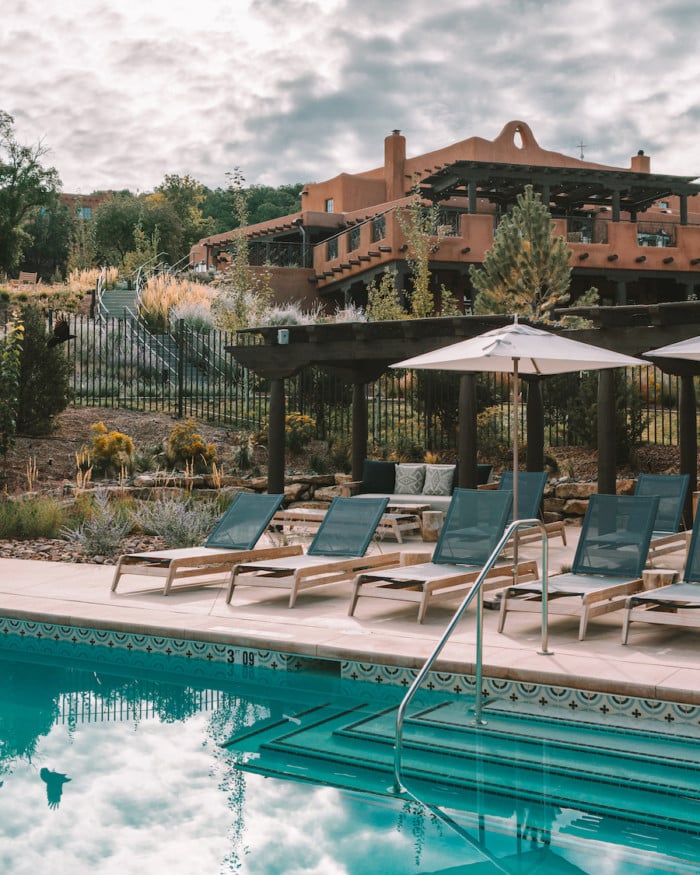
98,287,138,318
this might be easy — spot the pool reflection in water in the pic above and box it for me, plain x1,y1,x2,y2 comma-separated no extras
0,638,698,875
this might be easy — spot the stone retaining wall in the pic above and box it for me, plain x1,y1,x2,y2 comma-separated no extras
116,472,641,528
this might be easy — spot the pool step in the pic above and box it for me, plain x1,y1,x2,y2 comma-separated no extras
223,697,700,838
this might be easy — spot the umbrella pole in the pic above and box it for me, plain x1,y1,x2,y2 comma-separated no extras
512,359,520,577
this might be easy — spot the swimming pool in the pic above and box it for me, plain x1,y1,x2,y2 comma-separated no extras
1,631,699,874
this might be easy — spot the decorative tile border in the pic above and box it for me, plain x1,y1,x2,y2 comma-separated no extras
0,615,305,674
2,615,699,732
341,659,700,733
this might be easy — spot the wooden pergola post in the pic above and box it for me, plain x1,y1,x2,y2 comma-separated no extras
525,377,544,473
677,373,697,526
267,377,286,495
352,382,369,483
597,369,616,494
457,373,478,487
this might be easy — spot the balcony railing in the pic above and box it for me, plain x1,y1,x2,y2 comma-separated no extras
637,221,676,247
247,241,312,268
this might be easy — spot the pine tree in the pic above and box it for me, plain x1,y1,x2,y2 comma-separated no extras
470,184,595,322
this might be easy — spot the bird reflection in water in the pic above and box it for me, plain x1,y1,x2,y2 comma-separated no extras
40,768,71,809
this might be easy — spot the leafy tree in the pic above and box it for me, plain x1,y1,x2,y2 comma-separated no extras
246,183,303,224
392,181,462,319
200,186,237,234
92,193,144,265
20,193,72,280
200,182,304,233
366,269,405,321
211,169,273,331
16,306,72,435
470,184,597,322
92,192,182,268
396,181,440,318
66,202,97,273
0,111,60,276
153,174,215,257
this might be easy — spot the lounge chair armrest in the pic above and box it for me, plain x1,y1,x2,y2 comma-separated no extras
340,480,364,497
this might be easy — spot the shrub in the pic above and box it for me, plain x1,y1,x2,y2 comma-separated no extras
88,421,135,475
61,490,131,555
0,495,67,539
284,412,315,453
133,496,219,548
166,418,218,471
0,315,23,460
16,305,72,435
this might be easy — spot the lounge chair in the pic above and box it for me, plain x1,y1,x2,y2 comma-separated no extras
111,492,297,595
225,496,402,608
498,493,659,640
634,472,690,562
348,488,539,623
497,471,566,547
622,515,700,643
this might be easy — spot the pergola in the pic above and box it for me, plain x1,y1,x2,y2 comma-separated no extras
418,160,700,221
228,303,700,523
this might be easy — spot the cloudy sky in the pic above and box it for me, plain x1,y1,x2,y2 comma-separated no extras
2,0,700,195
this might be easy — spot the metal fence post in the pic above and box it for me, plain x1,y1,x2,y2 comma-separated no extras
176,318,184,419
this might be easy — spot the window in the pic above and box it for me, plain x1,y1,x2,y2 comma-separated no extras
325,198,334,213
348,226,360,252
327,238,338,260
371,215,386,242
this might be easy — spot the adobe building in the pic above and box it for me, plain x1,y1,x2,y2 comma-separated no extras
190,120,700,311
60,191,113,219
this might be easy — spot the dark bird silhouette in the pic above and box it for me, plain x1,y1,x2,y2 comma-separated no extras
40,767,71,809
47,316,76,347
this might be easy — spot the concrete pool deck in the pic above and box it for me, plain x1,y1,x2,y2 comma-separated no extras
0,525,699,706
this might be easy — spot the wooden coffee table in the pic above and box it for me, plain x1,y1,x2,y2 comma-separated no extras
271,507,422,543
385,502,431,517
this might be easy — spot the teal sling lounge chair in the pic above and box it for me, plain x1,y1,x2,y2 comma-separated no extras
634,472,690,562
622,512,700,643
348,488,539,623
498,493,659,640
111,492,297,595
226,496,402,608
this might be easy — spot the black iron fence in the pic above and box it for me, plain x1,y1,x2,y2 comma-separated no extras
45,314,691,451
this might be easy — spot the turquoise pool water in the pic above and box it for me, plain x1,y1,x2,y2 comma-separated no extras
1,633,699,875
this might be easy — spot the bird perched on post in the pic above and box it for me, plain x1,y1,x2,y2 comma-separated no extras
47,316,76,347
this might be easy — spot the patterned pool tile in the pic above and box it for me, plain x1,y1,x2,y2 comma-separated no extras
2,615,699,730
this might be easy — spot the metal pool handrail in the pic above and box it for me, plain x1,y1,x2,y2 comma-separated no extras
393,518,550,794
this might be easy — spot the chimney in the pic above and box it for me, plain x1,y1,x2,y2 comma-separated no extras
631,149,650,173
385,130,406,201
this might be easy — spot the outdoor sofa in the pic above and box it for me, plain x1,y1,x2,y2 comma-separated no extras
341,460,493,513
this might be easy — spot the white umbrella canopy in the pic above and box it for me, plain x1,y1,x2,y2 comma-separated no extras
392,318,647,512
396,319,647,375
644,335,700,361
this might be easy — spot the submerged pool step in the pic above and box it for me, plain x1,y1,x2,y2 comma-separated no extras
224,697,700,835
341,704,700,800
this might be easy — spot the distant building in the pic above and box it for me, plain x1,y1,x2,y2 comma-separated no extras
190,120,700,311
60,191,113,220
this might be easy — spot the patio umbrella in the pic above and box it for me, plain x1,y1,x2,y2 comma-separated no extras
392,317,647,514
644,334,700,361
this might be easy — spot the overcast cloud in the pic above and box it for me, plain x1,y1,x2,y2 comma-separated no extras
2,0,700,194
